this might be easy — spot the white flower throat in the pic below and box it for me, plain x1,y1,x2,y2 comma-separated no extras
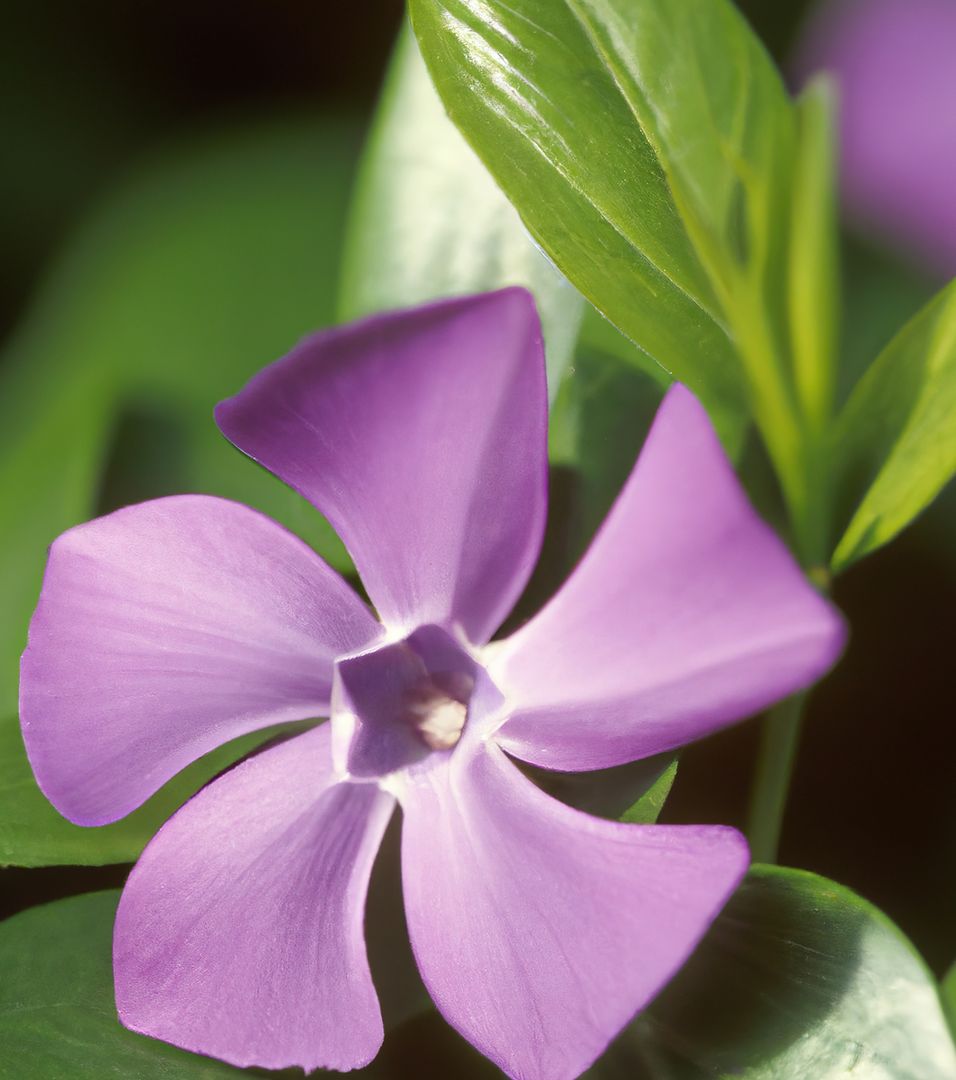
401,671,475,751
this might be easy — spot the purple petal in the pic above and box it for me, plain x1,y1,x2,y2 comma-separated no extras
20,495,379,825
398,742,748,1080
796,0,956,276
491,385,845,772
215,289,548,644
115,723,394,1073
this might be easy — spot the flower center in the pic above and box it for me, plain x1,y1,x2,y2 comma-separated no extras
331,625,485,780
402,671,474,751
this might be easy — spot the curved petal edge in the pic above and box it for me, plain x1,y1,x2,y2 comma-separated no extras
20,495,379,825
491,385,846,772
215,288,549,644
398,742,749,1080
114,724,394,1073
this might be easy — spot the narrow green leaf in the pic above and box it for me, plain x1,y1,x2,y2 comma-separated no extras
619,759,678,825
523,753,678,829
561,0,795,291
788,77,839,428
408,0,799,450
0,720,308,868
0,891,243,1077
838,236,936,403
339,25,584,397
832,278,956,571
942,960,956,1039
593,865,956,1078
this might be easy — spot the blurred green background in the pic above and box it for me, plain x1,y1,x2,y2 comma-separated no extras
1,0,953,988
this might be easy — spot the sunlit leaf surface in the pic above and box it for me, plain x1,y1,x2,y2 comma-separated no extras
339,25,583,398
833,278,956,571
594,865,956,1078
408,0,796,445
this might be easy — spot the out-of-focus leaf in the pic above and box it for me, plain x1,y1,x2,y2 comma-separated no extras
942,960,956,1038
592,865,956,1078
408,0,796,447
839,236,937,404
0,721,309,869
548,345,665,560
0,117,358,713
574,306,672,388
502,334,666,637
0,890,244,1077
523,753,677,827
0,117,359,866
832,278,956,571
0,364,114,712
338,25,583,397
788,77,839,428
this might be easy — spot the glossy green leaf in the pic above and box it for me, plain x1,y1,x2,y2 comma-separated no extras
592,864,956,1078
788,77,839,429
0,891,243,1077
339,25,583,397
18,872,949,1079
832,278,956,572
0,889,487,1080
0,117,359,865
408,0,798,445
0,721,308,869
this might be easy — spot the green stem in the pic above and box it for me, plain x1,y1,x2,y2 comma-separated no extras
746,692,807,863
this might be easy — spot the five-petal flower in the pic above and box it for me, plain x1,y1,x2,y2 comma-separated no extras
19,288,844,1080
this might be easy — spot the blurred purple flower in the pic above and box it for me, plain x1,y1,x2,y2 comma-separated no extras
797,0,956,275
20,289,843,1080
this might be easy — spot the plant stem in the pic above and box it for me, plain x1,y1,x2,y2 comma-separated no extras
746,692,807,863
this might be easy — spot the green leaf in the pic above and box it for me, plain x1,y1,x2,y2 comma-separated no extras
339,25,584,397
0,117,359,865
523,753,678,828
788,77,839,429
548,342,666,559
592,865,956,1078
838,236,936,404
0,889,486,1080
832,278,956,572
618,759,678,825
0,720,308,868
0,890,244,1077
574,305,673,387
942,960,956,1039
408,0,795,446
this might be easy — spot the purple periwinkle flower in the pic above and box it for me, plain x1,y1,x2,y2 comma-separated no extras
19,289,844,1080
797,0,956,275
